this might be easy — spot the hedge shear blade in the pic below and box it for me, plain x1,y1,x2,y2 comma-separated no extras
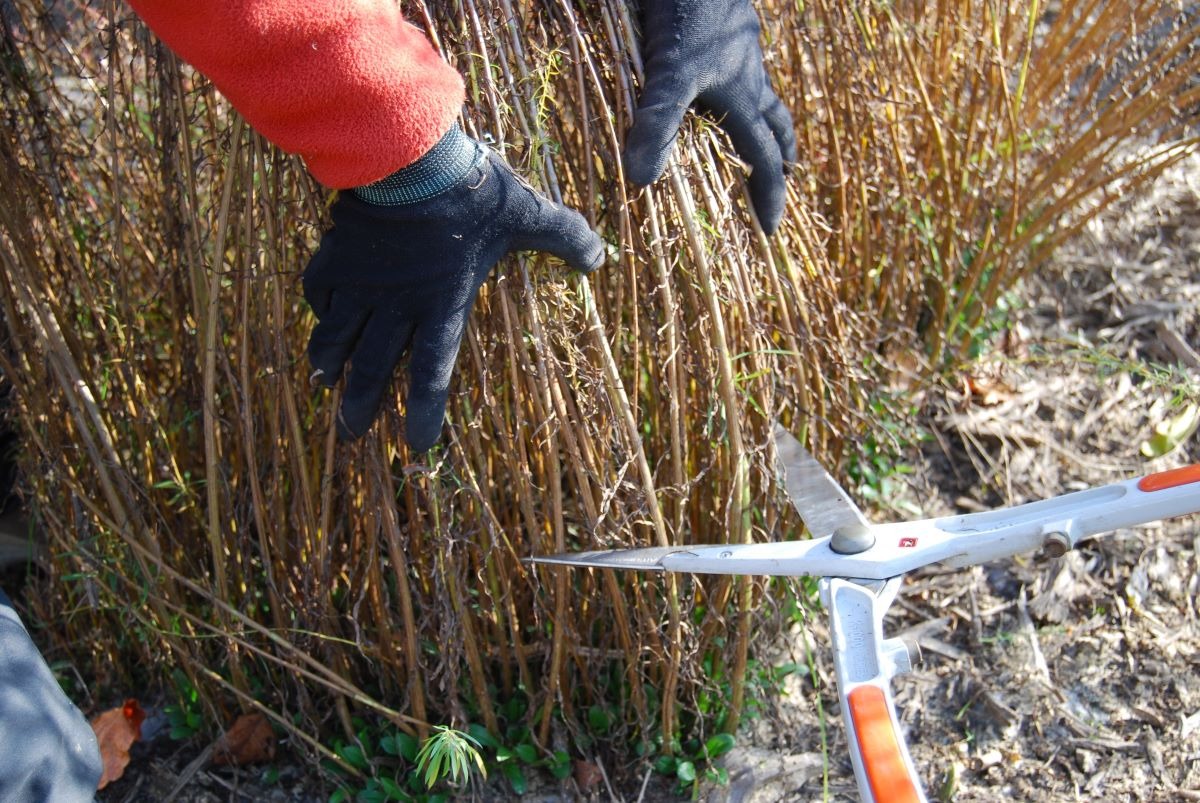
774,423,871,538
526,545,690,571
528,426,1200,803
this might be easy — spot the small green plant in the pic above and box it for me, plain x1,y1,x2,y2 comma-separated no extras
465,721,571,794
1030,343,1199,405
1142,400,1199,458
326,721,448,803
163,669,204,740
979,630,1016,647
652,733,737,797
846,392,928,518
414,726,486,789
324,709,572,802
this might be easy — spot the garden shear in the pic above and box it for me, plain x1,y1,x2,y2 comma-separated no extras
529,425,1200,803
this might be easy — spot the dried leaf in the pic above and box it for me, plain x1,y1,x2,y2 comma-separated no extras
91,699,145,790
573,759,603,791
964,374,1015,407
212,712,276,766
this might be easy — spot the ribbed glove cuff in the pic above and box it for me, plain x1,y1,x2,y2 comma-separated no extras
352,124,484,206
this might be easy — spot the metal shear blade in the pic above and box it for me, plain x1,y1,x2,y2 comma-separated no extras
774,423,871,538
525,545,693,571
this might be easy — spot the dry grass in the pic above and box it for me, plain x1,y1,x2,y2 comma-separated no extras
0,0,1196,790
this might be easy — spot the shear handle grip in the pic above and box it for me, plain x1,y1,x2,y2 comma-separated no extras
845,683,924,803
823,578,927,803
1139,464,1200,493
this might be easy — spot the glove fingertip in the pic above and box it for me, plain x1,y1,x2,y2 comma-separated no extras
623,114,682,187
622,139,670,188
403,405,445,454
568,227,606,274
309,368,338,389
336,384,391,442
405,427,440,454
760,207,784,236
307,346,348,387
335,405,369,442
747,176,787,236
513,204,607,274
580,239,605,274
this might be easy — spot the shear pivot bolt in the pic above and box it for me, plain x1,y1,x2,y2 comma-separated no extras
830,523,875,555
1041,531,1071,558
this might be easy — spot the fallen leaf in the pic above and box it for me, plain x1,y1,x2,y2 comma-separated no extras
212,712,276,766
91,698,145,790
964,373,1015,406
573,759,603,790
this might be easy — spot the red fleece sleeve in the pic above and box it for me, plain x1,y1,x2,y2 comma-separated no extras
125,0,465,188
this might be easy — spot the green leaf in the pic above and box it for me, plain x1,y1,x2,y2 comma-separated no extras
329,789,351,803
550,751,572,780
587,705,612,734
514,743,539,764
706,766,730,785
377,777,407,801
336,744,369,772
501,697,527,722
357,787,387,803
169,724,195,740
676,760,697,783
501,762,528,794
1141,402,1200,458
466,723,497,750
774,662,801,679
381,732,419,762
704,733,736,760
653,755,677,776
504,724,530,746
397,733,419,762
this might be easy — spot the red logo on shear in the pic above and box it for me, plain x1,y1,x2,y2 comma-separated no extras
899,537,918,548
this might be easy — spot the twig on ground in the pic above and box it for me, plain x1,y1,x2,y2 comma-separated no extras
161,742,216,803
596,755,623,803
635,765,653,803
968,584,984,649
1156,320,1200,371
1016,587,1051,685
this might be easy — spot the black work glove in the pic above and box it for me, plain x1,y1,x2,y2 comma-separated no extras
304,126,604,451
624,0,797,234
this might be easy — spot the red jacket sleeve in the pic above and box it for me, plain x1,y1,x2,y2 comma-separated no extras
125,0,465,188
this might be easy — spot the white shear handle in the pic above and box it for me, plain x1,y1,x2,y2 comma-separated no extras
822,577,927,803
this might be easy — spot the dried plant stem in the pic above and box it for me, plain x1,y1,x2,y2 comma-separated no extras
201,117,245,697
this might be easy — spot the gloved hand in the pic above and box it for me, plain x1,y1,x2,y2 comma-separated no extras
624,0,797,234
304,126,604,451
